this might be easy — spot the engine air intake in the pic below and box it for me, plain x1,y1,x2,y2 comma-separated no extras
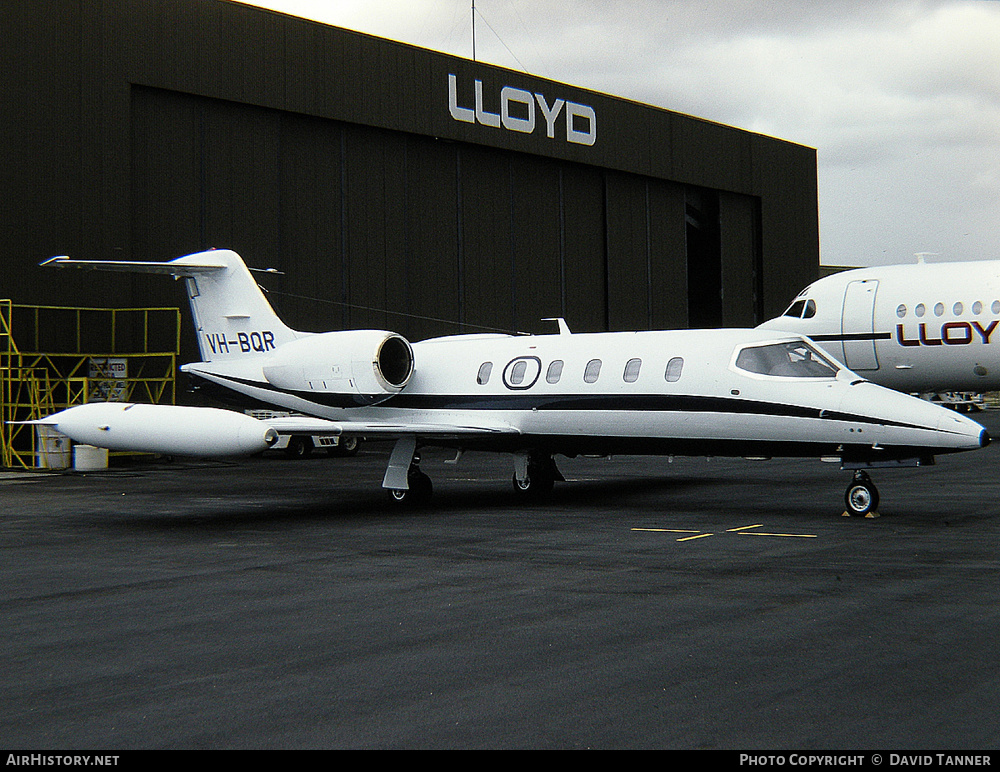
262,329,414,404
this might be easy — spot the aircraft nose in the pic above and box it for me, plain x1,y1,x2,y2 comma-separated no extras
980,429,991,448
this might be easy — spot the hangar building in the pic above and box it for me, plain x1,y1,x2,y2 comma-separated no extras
2,0,819,363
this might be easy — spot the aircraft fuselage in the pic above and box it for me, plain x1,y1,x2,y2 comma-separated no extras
183,327,985,465
758,260,1000,394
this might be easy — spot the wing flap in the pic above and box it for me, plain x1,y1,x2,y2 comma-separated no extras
259,415,519,439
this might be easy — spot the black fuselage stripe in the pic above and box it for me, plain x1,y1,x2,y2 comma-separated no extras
808,332,893,342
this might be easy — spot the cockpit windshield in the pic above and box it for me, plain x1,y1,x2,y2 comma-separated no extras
781,298,816,319
735,340,839,378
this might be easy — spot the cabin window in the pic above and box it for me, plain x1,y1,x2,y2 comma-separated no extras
735,341,838,379
664,357,684,383
508,360,527,386
953,302,964,316
477,362,493,385
584,359,602,383
546,360,564,384
992,300,1000,315
973,301,983,314
623,358,641,383
934,302,944,317
915,303,926,318
896,304,907,318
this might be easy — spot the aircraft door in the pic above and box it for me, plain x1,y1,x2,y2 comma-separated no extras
841,279,879,371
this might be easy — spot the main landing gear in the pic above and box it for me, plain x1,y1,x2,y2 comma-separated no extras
844,470,880,518
383,438,563,505
383,437,433,505
387,464,433,505
512,452,563,497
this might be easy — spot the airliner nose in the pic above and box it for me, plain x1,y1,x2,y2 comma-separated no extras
980,429,991,448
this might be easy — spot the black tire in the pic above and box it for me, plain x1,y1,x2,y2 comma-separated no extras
387,470,433,505
845,479,879,516
284,436,313,459
328,436,359,457
512,458,556,497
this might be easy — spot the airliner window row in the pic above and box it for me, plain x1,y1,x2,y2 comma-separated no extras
476,357,685,386
896,300,1000,319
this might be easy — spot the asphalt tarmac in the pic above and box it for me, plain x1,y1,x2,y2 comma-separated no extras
3,410,1000,750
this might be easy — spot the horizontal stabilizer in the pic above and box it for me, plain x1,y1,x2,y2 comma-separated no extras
41,255,228,277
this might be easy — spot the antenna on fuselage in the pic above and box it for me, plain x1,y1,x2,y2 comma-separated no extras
542,317,572,335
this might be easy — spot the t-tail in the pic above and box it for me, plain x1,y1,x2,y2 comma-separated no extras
43,249,300,362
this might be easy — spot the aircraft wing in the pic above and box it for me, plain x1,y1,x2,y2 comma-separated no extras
259,414,520,440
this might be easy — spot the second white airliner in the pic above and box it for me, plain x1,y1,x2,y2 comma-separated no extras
759,257,1000,395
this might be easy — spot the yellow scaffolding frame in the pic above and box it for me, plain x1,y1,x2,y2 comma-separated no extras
1,301,181,469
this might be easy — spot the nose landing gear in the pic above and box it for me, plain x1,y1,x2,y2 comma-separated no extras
844,470,880,518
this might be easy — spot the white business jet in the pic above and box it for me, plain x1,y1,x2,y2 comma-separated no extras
758,257,1000,396
33,250,989,517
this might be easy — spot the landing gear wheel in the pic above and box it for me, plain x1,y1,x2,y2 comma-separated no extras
328,436,359,457
387,469,433,506
844,472,879,517
512,455,558,497
284,435,313,459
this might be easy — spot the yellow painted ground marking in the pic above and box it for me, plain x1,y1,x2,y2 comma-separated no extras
631,527,711,542
633,523,817,542
738,531,817,538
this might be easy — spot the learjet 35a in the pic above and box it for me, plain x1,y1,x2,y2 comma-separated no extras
34,250,990,517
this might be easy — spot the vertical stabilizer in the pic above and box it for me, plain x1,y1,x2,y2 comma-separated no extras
42,249,300,362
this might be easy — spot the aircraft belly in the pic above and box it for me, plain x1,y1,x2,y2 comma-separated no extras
498,400,975,460
507,408,852,457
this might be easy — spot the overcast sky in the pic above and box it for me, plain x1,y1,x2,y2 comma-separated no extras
235,0,1000,268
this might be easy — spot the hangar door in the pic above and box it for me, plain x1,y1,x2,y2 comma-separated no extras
129,86,610,350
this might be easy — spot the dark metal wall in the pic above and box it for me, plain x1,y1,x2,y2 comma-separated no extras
2,0,819,362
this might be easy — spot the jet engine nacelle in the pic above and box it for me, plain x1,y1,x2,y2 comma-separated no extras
34,402,279,457
262,330,414,405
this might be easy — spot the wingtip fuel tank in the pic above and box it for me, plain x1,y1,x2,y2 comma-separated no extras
31,402,278,457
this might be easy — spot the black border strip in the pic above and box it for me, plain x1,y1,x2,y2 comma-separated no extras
808,332,893,342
